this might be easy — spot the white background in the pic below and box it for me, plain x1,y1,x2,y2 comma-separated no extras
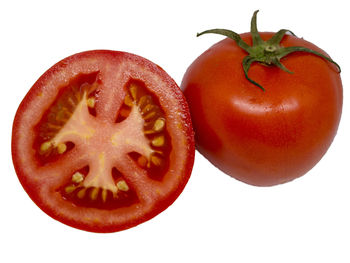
1,0,349,262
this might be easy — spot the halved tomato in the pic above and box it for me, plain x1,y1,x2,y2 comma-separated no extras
12,50,195,233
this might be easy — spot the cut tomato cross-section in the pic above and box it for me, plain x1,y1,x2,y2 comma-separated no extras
12,50,195,233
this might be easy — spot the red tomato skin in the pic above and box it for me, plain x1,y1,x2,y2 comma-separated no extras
12,50,195,232
182,32,342,186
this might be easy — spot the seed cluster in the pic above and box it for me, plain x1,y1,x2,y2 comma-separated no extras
37,78,97,160
64,171,130,203
121,82,170,172
37,77,171,209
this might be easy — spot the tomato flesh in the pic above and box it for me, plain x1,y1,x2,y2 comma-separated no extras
12,50,194,232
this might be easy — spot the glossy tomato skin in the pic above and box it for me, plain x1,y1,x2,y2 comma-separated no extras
182,32,342,186
12,50,195,232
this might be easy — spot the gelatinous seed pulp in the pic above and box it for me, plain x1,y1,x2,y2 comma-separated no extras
34,72,100,164
119,81,172,181
62,167,138,209
36,77,172,210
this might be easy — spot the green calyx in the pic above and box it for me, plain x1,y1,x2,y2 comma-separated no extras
197,10,341,91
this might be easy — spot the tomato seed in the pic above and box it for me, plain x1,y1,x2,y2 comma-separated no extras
151,155,162,166
124,94,134,107
117,180,129,191
153,118,165,132
101,189,108,202
129,84,138,100
77,188,87,199
86,97,95,108
90,188,99,200
152,135,164,147
40,141,52,152
144,129,156,135
142,104,154,114
65,185,76,194
72,172,84,183
138,95,152,109
143,111,157,121
57,143,67,154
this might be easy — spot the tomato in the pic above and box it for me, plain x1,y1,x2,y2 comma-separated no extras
181,12,342,186
12,50,195,232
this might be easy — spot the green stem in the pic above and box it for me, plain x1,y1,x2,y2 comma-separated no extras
197,10,341,90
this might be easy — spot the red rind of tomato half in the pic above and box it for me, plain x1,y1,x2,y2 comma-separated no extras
12,50,195,233
182,32,342,186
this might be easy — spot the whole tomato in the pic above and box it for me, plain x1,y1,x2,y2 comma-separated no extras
181,11,342,186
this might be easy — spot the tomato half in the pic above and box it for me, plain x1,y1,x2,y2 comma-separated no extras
12,50,195,232
181,32,342,186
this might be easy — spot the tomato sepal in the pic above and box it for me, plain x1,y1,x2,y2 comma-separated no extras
197,10,341,91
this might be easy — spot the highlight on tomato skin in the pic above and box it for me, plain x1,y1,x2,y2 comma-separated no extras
181,11,342,186
11,50,195,233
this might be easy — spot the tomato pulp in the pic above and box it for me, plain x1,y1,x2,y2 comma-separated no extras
182,32,342,186
12,50,195,232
